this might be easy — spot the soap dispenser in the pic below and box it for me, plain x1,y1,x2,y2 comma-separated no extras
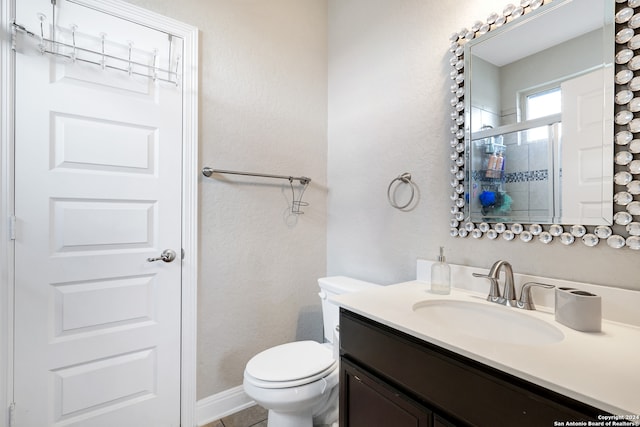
430,246,451,295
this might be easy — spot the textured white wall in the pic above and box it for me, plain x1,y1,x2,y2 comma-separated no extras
120,0,640,402
123,0,328,398
327,0,640,291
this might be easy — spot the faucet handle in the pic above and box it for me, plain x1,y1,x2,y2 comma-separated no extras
472,273,501,303
517,282,555,310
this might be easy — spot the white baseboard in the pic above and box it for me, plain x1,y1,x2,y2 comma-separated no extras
196,385,256,426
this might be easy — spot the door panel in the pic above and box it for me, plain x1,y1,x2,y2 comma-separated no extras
14,1,183,425
52,275,156,337
52,348,157,421
561,67,614,224
53,113,157,173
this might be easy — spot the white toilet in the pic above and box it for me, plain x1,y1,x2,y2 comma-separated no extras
243,276,379,427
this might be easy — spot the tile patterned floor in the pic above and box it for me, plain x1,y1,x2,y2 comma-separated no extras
202,405,268,427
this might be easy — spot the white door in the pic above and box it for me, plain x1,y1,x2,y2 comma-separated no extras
561,67,614,224
13,1,183,425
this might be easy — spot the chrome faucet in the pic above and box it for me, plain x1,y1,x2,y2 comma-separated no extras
473,261,554,310
473,260,517,307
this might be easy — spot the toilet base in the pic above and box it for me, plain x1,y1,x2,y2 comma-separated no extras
266,410,339,427
267,410,313,427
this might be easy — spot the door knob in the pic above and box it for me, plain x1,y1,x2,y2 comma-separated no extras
147,249,177,263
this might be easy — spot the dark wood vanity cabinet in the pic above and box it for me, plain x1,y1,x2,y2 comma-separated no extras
339,309,605,427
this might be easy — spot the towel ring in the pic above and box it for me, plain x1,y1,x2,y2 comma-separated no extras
387,173,415,210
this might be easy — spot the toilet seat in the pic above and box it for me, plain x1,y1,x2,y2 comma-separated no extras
244,341,337,389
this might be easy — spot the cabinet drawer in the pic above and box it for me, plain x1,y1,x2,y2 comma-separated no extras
340,309,603,426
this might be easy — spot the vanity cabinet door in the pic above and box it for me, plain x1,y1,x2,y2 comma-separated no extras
340,359,431,427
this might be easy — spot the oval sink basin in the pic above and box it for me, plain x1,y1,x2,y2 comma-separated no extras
412,299,564,346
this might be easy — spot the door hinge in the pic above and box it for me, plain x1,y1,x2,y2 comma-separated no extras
8,402,15,427
9,216,16,240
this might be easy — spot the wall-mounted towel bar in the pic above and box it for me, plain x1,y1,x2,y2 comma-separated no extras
202,167,311,185
202,167,312,214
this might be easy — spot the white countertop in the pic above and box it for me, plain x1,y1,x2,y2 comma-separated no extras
332,281,640,419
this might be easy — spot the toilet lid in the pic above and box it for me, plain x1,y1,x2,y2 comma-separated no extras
245,341,335,382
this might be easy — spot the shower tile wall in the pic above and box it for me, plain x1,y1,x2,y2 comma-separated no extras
504,139,552,220
470,106,500,131
505,142,529,216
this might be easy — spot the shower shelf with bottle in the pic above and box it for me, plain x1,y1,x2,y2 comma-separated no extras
474,140,506,191
471,135,508,218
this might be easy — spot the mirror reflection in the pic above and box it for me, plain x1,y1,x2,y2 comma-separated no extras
465,0,614,225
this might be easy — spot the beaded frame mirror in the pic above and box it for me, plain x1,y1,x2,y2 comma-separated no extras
448,0,640,249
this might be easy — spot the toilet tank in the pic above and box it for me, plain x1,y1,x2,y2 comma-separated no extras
318,276,379,344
